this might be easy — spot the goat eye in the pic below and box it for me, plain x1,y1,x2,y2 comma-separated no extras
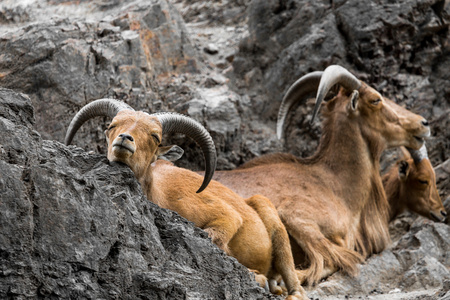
371,99,381,105
418,180,428,185
151,134,161,144
108,125,116,131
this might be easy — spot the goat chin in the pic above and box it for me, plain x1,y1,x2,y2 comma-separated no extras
109,147,132,161
430,211,446,222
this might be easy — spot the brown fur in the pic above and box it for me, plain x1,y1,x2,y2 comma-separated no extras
212,82,430,285
383,148,446,222
104,110,307,299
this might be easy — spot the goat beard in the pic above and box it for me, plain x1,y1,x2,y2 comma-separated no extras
109,145,134,162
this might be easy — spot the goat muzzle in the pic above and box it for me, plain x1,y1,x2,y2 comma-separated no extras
112,134,136,155
430,210,447,223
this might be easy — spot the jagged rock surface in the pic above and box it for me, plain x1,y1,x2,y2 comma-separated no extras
0,88,271,299
0,0,449,299
232,0,450,166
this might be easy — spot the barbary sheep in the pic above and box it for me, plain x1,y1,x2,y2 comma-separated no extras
65,99,306,299
211,65,431,285
384,145,446,222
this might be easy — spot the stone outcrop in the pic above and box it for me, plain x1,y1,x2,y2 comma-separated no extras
0,88,272,299
0,0,449,298
232,0,449,163
0,0,198,153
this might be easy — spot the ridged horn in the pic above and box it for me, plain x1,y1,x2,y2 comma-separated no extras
407,144,428,163
311,65,361,124
277,71,323,139
65,99,134,145
152,112,217,193
399,146,412,160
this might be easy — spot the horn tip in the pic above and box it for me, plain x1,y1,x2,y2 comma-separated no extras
196,184,207,193
309,111,318,125
276,124,283,140
64,135,72,146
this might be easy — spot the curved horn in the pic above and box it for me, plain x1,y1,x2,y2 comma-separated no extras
152,112,217,193
65,99,134,146
311,65,361,124
399,146,412,159
407,144,428,163
277,71,323,139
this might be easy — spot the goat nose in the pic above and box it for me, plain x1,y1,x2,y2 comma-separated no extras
421,119,429,127
118,133,134,142
441,210,447,217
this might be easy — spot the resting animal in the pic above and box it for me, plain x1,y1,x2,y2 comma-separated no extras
211,65,431,285
65,99,306,300
384,145,446,222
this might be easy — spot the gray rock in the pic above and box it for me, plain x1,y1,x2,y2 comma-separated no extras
204,43,219,54
309,221,450,299
0,0,449,299
0,88,274,299
233,0,449,162
0,0,199,155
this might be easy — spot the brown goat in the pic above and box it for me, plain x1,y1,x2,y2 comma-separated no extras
65,99,307,300
211,65,431,285
384,145,446,222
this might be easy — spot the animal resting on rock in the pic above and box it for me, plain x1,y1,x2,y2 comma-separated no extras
65,99,307,300
384,145,446,223
212,65,431,285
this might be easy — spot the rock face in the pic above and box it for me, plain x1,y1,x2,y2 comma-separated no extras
0,0,198,154
0,0,449,299
0,88,270,299
233,0,450,163
308,217,450,299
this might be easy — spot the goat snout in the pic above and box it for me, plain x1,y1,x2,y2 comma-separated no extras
430,210,447,222
118,133,134,142
420,119,430,137
111,132,136,156
410,118,431,149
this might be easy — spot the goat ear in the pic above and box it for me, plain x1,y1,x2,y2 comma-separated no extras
346,90,359,113
350,90,359,110
156,145,184,162
398,160,410,179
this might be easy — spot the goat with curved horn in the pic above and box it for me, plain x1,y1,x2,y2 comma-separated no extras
384,144,446,223
212,65,431,285
65,99,215,193
65,99,307,300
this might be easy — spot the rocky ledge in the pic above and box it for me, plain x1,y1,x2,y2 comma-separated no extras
0,0,449,299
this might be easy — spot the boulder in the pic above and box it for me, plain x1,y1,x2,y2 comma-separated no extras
0,88,273,299
0,0,449,298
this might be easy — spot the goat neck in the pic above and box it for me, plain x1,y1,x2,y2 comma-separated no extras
383,166,403,221
308,87,383,211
